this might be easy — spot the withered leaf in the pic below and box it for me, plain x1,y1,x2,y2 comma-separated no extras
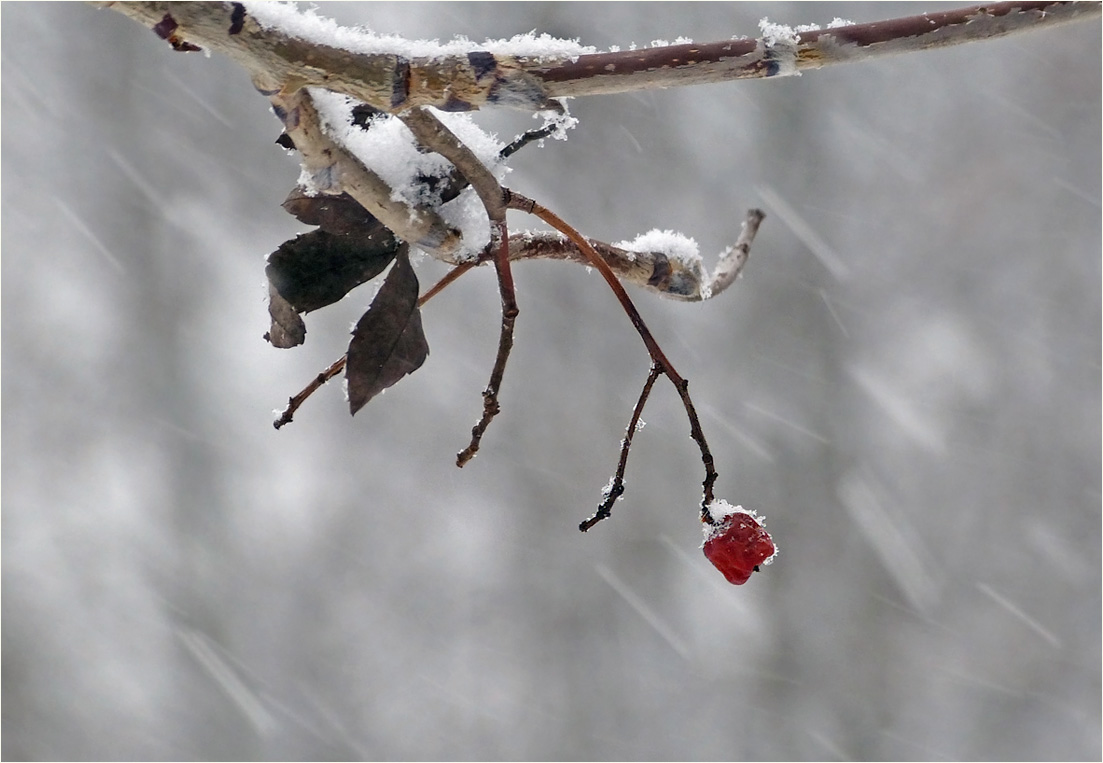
265,228,399,315
346,250,429,415
281,189,388,237
265,282,307,348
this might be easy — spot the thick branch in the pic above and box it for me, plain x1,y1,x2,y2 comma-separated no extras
95,1,559,112
99,1,1099,112
532,2,1100,99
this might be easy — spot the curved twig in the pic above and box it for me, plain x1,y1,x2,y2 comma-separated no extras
501,210,764,301
505,190,719,525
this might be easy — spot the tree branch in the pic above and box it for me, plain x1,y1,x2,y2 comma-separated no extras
99,1,1099,113
94,1,560,112
269,87,463,257
500,209,765,302
532,2,1100,99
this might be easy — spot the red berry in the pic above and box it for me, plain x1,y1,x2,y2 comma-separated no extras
703,510,776,585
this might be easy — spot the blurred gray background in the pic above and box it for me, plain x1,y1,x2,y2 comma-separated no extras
3,2,1099,760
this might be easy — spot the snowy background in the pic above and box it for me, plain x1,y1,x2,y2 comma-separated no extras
3,2,1099,759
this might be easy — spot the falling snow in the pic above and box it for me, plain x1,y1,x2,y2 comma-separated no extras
5,2,1099,761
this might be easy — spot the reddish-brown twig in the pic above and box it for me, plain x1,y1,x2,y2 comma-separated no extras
456,220,517,466
505,189,719,526
579,363,661,531
397,108,521,467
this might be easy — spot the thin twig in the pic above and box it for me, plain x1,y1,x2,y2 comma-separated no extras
273,354,347,430
506,189,719,522
499,124,558,160
580,364,661,532
505,190,680,378
272,262,473,428
704,209,765,299
456,219,517,466
418,261,475,304
399,108,521,466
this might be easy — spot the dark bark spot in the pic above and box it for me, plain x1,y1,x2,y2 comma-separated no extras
647,255,672,289
272,104,299,129
439,95,474,112
352,103,385,129
170,39,202,53
229,3,246,35
467,51,498,80
391,59,410,109
152,13,177,40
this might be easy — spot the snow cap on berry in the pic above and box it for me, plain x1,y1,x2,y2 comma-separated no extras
702,499,778,585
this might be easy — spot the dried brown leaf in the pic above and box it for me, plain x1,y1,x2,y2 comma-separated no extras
264,282,307,348
346,249,429,414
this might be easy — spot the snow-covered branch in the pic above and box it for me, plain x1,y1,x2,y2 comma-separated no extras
98,2,1099,112
533,2,1101,99
503,208,764,302
96,0,1097,279
270,88,463,258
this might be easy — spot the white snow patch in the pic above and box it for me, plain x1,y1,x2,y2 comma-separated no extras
601,476,620,499
758,18,801,46
537,102,579,141
828,18,855,29
309,88,508,259
757,18,809,77
614,229,702,270
246,2,595,60
704,499,764,530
